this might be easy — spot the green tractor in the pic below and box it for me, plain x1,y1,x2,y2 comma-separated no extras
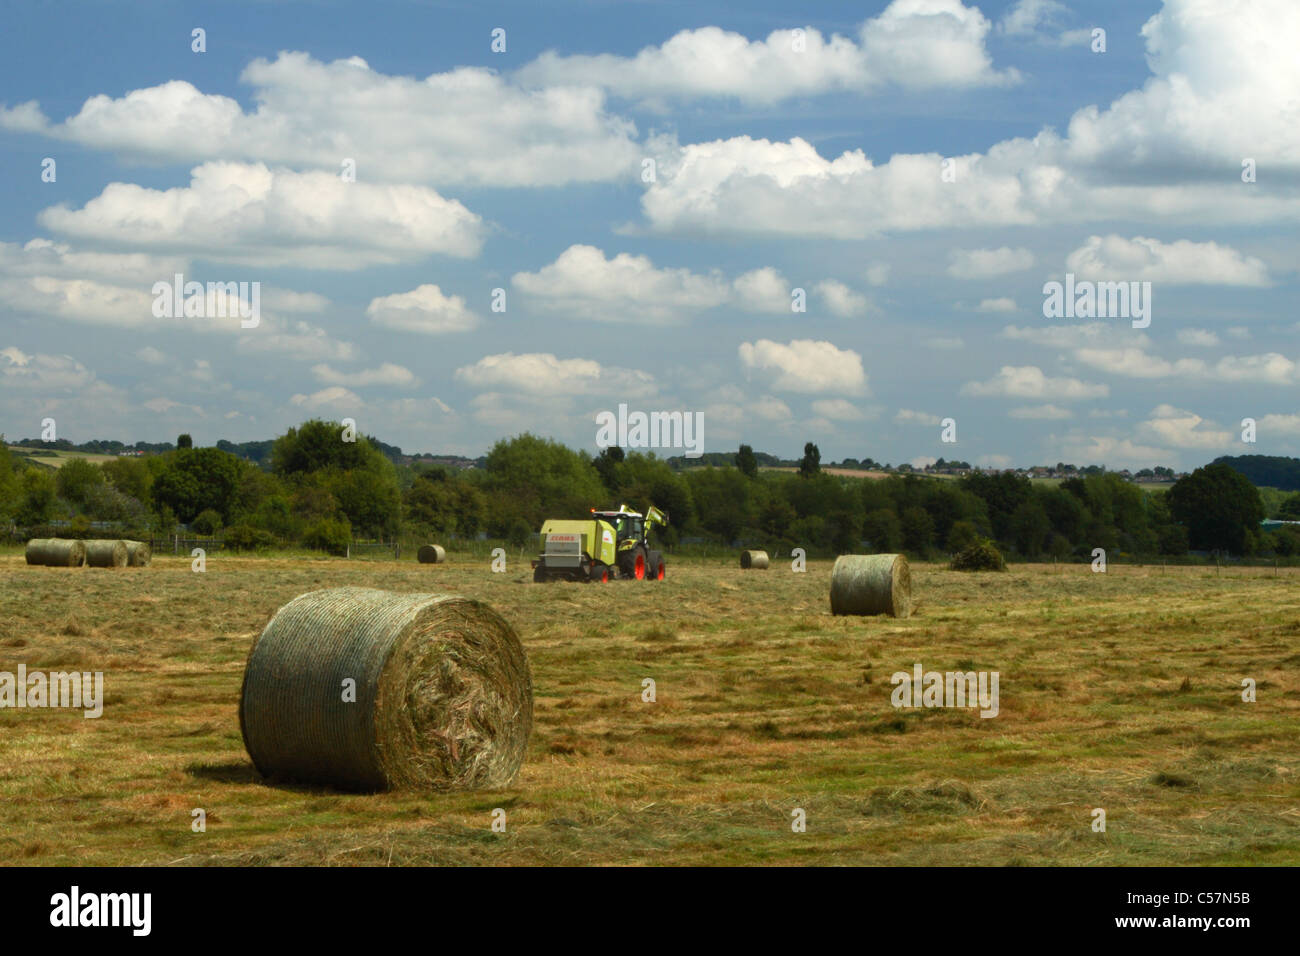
532,503,668,583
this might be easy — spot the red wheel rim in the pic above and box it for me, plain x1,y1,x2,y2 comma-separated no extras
601,570,609,582
635,554,645,579
656,563,665,580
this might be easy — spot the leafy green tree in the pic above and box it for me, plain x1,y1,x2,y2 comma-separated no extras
292,486,341,520
507,518,534,549
1010,499,1051,556
683,466,750,542
302,516,351,555
737,444,758,479
224,524,277,552
1048,533,1073,560
1158,523,1190,555
1040,487,1088,545
321,467,401,537
1270,526,1300,556
759,494,796,538
862,508,902,552
15,469,58,525
799,442,821,478
177,433,193,449
83,484,145,523
229,467,285,522
55,457,105,507
101,456,153,506
192,509,223,535
592,446,624,490
271,420,378,476
901,506,935,555
922,482,988,544
405,469,485,538
1082,473,1151,552
269,420,401,537
152,505,178,538
959,471,1032,543
1168,463,1265,554
0,439,21,521
1279,493,1300,520
481,433,606,532
151,447,249,523
252,495,299,540
609,452,693,537
946,520,980,553
789,514,827,549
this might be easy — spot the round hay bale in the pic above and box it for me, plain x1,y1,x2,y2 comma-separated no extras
123,540,152,567
84,539,128,568
25,538,86,567
830,553,912,618
740,549,770,569
416,544,446,564
239,587,533,792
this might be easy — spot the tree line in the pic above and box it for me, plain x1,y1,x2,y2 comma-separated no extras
0,422,1291,559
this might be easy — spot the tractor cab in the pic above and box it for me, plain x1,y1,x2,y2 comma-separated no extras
598,509,644,545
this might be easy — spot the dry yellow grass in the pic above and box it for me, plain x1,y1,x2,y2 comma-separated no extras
0,555,1297,866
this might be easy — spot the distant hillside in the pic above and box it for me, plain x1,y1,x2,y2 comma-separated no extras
216,439,275,467
667,450,792,469
1214,455,1300,491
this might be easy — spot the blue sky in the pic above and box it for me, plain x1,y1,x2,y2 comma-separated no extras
1,0,1295,469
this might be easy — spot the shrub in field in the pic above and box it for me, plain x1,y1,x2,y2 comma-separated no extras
224,524,277,552
302,517,351,555
950,539,1006,572
192,508,223,535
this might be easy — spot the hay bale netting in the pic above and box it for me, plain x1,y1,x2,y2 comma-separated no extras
830,553,912,618
740,549,770,570
123,540,152,567
25,538,87,567
416,544,447,564
239,587,533,792
84,539,128,568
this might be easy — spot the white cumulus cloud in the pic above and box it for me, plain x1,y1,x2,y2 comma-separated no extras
738,339,867,394
948,246,1034,278
961,365,1108,399
39,162,484,268
1066,235,1271,286
366,284,479,334
515,1,1016,104
0,54,641,187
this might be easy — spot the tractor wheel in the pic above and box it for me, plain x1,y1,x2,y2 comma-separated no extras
533,566,547,583
620,546,647,580
589,562,610,583
644,550,663,582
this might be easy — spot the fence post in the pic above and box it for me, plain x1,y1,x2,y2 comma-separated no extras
174,533,179,555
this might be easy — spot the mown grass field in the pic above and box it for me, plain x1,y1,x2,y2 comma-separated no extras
1,554,1297,866
5,446,119,470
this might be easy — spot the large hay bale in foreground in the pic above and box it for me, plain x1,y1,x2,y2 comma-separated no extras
830,553,912,618
239,587,533,792
25,538,86,567
416,544,446,564
123,540,152,567
84,539,128,568
740,549,769,569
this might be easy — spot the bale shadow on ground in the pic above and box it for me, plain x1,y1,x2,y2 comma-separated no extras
185,759,383,795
